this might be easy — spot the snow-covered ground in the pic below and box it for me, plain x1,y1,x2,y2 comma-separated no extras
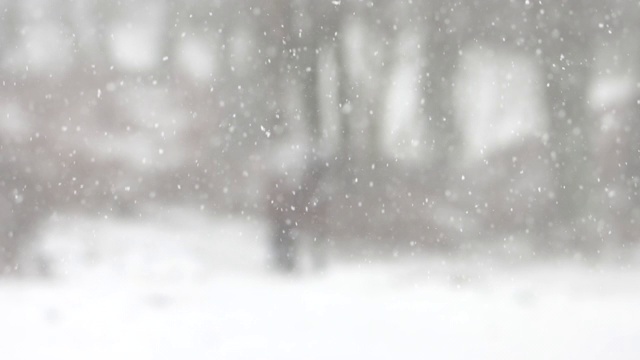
2,208,640,360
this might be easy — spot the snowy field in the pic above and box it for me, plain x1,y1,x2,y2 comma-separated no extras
2,208,640,360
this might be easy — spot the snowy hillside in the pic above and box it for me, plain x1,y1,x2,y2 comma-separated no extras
2,208,639,360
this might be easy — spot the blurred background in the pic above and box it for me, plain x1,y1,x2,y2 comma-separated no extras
1,0,640,358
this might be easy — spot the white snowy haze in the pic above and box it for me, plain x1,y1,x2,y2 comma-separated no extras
1,0,640,359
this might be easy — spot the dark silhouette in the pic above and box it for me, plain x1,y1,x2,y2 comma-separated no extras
266,150,330,272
